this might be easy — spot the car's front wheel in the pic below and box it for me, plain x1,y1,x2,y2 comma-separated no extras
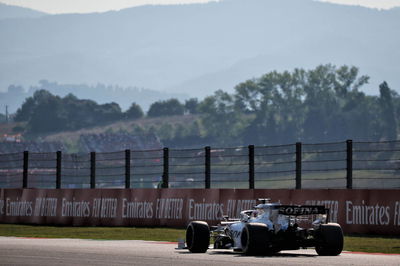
186,221,210,253
241,223,269,255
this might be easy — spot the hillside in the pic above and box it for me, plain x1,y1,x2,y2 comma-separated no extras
0,121,25,137
43,115,198,142
42,114,200,151
0,0,398,103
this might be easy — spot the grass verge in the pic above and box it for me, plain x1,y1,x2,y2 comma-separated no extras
0,224,185,242
344,234,400,254
1,224,399,254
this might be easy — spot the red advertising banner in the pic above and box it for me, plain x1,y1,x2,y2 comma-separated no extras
0,188,399,235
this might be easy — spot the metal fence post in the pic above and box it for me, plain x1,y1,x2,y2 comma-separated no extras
346,140,353,189
248,145,255,189
162,148,169,188
205,146,211,189
125,149,131,189
295,142,302,189
90,152,96,189
22,151,29,188
56,151,62,189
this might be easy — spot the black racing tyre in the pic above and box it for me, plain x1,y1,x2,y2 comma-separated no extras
186,221,210,253
315,223,344,256
240,223,269,255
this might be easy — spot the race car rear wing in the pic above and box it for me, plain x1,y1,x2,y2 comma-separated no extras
277,205,328,216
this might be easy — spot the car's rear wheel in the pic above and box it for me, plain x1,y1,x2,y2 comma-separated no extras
315,223,343,256
241,223,269,255
186,221,210,253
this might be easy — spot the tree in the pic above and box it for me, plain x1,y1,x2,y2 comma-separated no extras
125,103,144,120
14,97,34,122
147,98,184,117
301,65,371,142
27,91,65,133
379,81,397,140
199,90,243,145
96,102,123,123
184,98,199,114
302,65,340,142
236,69,306,144
14,90,54,122
14,90,124,134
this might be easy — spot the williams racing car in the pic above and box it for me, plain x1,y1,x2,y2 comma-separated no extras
185,199,343,256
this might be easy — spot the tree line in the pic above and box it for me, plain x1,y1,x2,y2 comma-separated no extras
11,64,400,146
0,80,185,114
12,89,198,135
197,64,399,146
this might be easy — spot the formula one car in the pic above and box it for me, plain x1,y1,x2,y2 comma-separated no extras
185,199,343,256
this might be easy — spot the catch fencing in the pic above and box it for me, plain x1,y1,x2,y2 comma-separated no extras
0,140,399,189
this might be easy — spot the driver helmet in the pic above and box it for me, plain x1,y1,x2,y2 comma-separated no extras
254,204,265,215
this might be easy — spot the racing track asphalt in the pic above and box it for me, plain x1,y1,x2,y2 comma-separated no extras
0,237,399,266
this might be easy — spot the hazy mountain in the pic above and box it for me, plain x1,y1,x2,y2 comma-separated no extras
0,0,399,105
0,3,46,19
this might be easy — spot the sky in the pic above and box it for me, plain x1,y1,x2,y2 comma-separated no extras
1,0,400,14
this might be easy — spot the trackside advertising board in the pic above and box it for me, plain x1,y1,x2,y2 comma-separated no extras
0,189,399,235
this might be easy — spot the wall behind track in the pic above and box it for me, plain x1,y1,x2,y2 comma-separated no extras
0,188,399,235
